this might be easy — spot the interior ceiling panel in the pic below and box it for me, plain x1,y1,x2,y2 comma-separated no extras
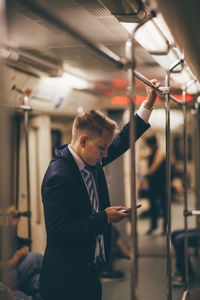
5,0,164,86
155,0,200,81
100,0,147,22
7,0,129,47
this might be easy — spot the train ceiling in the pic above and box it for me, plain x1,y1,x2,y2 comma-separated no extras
2,0,200,114
4,1,165,86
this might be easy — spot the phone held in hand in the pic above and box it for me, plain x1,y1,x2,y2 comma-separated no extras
118,204,142,213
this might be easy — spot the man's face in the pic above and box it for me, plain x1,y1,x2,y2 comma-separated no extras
81,129,113,166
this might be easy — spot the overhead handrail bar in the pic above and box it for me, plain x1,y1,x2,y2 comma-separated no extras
168,58,186,105
186,79,197,89
134,70,169,95
134,71,186,106
169,94,183,105
184,210,200,216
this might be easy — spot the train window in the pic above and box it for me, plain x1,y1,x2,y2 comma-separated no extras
173,134,192,161
51,129,62,157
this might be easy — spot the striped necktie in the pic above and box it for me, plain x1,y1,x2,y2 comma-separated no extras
81,167,105,262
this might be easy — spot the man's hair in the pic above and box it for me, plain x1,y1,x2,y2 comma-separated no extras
72,110,117,139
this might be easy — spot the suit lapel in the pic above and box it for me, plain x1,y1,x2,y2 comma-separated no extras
63,146,92,213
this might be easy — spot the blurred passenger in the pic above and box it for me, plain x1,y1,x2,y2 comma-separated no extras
40,80,160,300
0,281,29,300
0,210,43,300
172,229,197,287
143,135,166,235
171,164,184,201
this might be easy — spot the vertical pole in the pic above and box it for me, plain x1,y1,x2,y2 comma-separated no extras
182,90,189,289
34,127,42,224
165,59,183,300
165,71,172,300
125,38,138,300
194,99,200,257
0,0,13,288
24,108,32,249
15,116,21,209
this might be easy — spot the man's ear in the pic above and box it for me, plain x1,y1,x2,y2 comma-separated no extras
80,135,88,148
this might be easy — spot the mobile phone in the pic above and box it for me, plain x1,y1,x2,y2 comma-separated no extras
118,204,142,213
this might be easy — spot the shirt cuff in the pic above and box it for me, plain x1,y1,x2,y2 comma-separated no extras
136,102,152,124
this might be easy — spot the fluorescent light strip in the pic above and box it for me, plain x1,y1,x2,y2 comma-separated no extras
121,21,168,52
62,73,93,89
152,49,182,71
121,18,200,93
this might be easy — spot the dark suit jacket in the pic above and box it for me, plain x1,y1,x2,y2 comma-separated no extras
39,114,150,298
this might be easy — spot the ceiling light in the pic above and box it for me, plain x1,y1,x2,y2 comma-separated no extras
77,106,84,114
153,14,174,44
152,49,182,71
0,48,19,61
121,17,200,93
62,73,93,90
121,21,168,52
171,69,200,94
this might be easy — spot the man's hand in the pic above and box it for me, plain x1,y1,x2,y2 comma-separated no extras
144,79,160,110
9,246,29,266
105,206,129,223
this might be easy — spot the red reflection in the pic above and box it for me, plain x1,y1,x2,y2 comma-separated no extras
111,96,130,105
111,78,128,90
111,94,193,105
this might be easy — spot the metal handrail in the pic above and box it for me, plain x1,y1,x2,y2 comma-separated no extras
165,58,184,300
11,86,32,249
182,78,199,290
125,37,138,300
184,210,200,216
182,88,189,289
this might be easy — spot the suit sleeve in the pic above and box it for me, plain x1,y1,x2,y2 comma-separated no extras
42,168,108,246
102,114,150,167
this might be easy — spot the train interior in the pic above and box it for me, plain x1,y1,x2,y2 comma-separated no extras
0,0,200,299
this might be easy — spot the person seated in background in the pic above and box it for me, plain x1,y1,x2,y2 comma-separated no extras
100,225,131,282
0,210,43,300
0,281,30,300
172,228,198,287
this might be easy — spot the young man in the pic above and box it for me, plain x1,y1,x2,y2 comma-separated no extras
40,80,160,300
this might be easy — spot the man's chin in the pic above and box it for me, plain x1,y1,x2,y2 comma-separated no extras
89,161,99,167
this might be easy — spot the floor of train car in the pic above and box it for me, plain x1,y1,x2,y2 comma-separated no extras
102,190,200,300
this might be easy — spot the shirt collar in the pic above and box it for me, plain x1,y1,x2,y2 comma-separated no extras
68,144,85,171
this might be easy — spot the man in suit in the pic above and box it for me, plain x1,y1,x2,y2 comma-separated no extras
39,79,160,300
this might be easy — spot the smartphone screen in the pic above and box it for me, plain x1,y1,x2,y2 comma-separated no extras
118,204,142,213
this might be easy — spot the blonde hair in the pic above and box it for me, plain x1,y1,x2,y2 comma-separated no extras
72,110,117,140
